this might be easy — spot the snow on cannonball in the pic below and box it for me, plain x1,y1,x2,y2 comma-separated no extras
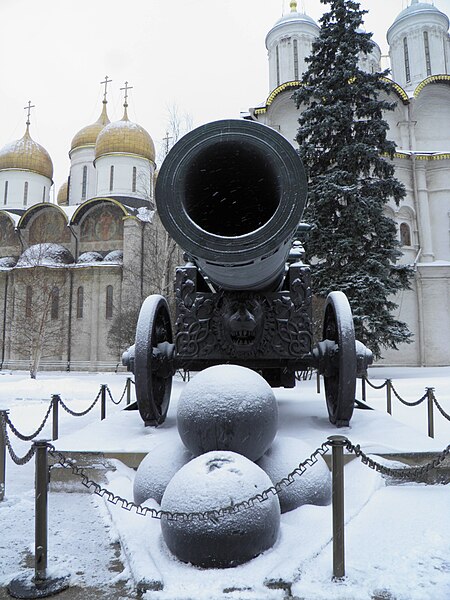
177,365,278,461
257,436,332,513
133,440,193,506
160,450,280,568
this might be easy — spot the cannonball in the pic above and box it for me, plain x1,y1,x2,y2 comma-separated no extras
257,436,331,513
161,450,281,568
177,365,278,461
133,440,192,505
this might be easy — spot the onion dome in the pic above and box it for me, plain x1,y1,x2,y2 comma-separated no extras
387,0,449,40
57,180,69,206
0,124,53,180
95,104,155,163
70,100,110,153
266,0,319,45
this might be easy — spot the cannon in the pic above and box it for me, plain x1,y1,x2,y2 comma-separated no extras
122,119,373,427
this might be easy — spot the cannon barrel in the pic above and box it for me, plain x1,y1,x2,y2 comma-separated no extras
155,119,307,291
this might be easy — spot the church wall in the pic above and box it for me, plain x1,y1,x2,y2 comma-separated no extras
425,159,450,262
413,86,450,151
68,146,97,204
95,155,153,201
0,170,51,208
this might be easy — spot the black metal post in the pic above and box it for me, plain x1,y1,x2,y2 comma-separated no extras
316,371,321,394
51,396,59,442
427,387,435,439
386,379,392,415
101,384,107,421
0,410,7,502
126,377,131,406
328,435,347,581
361,377,366,403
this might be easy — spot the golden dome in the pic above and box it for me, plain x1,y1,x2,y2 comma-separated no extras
0,125,53,180
95,107,155,163
70,101,110,152
57,180,69,205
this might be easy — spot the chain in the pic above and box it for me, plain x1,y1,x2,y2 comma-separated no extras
432,392,450,422
58,388,102,417
390,383,428,407
363,376,388,390
106,382,127,406
3,399,54,441
1,416,36,465
48,442,331,522
345,439,450,480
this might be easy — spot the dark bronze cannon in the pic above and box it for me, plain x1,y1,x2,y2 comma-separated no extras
122,119,372,427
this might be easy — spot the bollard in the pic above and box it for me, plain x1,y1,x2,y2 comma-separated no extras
8,440,70,597
101,384,107,421
0,410,7,502
316,370,321,394
361,377,366,403
427,387,435,439
126,377,131,406
386,379,392,415
51,395,60,442
328,435,347,581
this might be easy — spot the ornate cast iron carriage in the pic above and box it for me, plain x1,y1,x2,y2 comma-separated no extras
122,119,373,427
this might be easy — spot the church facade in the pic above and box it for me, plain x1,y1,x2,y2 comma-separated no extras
244,0,450,367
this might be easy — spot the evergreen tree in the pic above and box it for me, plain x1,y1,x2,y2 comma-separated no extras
293,0,412,358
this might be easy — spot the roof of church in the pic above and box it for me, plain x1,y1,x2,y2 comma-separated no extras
389,0,448,35
70,101,110,153
266,1,319,45
0,125,53,180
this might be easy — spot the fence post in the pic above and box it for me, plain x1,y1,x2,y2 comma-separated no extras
126,377,131,406
316,371,321,394
52,395,60,442
386,379,392,415
0,410,7,502
101,384,107,421
328,435,347,581
427,387,435,439
361,377,366,403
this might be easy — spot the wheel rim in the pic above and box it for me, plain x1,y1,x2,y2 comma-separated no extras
322,292,357,426
134,295,174,425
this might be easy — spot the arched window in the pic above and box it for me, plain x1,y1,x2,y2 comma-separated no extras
3,181,8,205
51,286,59,320
82,166,88,200
276,45,280,87
76,286,84,319
423,31,432,76
132,166,137,193
42,186,46,202
293,39,299,80
25,285,32,318
23,181,29,206
400,222,411,247
403,37,411,83
106,285,113,319
109,165,114,192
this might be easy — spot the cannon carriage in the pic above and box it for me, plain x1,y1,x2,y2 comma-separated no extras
122,119,373,427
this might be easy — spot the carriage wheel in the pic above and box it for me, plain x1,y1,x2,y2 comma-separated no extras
321,291,357,427
134,295,175,426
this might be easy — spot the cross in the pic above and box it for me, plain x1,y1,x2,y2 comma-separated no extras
120,81,133,106
24,100,35,126
100,75,112,102
163,131,173,154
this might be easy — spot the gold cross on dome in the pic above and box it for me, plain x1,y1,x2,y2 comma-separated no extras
24,100,35,126
100,75,112,102
120,81,133,107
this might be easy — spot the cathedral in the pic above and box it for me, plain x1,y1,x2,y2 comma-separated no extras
244,0,450,367
0,0,449,370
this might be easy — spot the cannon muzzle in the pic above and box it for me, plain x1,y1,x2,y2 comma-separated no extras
155,119,307,291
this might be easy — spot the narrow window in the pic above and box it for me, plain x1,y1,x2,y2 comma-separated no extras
51,287,59,320
25,285,32,318
109,165,114,192
403,37,411,83
3,181,8,205
424,31,432,76
132,166,137,192
82,166,88,200
400,222,411,246
276,45,280,87
106,285,113,319
76,286,84,319
23,181,29,206
293,39,299,80
42,186,46,202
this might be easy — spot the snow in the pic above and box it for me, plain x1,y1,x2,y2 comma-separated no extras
137,207,155,222
77,251,103,263
15,242,74,267
104,249,124,263
0,367,449,599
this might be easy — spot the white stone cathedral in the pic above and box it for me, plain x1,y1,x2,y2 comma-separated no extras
245,0,450,367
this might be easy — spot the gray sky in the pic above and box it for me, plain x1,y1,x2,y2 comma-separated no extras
1,0,449,193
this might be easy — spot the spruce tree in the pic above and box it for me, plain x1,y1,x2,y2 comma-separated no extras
293,0,412,359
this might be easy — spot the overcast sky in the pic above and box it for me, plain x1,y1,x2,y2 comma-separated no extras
1,0,449,193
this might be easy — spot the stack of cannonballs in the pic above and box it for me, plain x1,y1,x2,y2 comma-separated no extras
133,365,331,568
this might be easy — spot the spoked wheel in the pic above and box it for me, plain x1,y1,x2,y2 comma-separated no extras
316,291,357,427
134,295,175,426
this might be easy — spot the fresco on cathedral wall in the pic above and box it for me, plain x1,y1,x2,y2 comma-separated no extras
29,211,71,244
80,205,123,243
0,215,19,248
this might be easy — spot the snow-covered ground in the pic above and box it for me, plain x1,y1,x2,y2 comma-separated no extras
0,367,449,600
